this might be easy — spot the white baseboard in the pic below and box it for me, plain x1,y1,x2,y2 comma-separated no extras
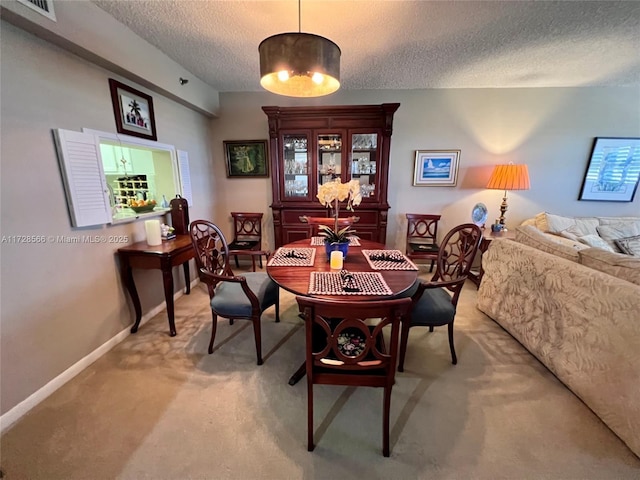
0,278,200,434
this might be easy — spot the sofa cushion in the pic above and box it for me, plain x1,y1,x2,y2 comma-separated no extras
515,225,586,262
615,235,640,256
596,222,640,253
534,212,599,236
578,248,640,286
576,234,616,252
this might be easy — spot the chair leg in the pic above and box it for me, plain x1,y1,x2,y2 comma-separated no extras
398,319,411,372
274,290,280,323
252,318,263,365
234,254,240,268
382,385,392,457
429,259,435,272
251,256,256,272
307,379,315,452
429,326,434,332
208,311,218,354
259,254,263,269
448,322,457,365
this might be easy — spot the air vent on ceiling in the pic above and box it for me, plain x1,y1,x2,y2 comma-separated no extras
16,0,56,22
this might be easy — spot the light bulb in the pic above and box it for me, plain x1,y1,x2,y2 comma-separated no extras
277,70,290,82
311,72,324,84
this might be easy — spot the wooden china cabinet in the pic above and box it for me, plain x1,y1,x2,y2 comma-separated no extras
262,103,400,247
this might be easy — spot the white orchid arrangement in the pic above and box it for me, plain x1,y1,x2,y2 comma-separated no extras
316,179,362,244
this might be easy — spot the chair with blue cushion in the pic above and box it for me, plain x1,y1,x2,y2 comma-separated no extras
190,220,279,365
398,223,482,371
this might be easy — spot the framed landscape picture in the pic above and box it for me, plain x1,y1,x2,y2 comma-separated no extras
108,79,157,141
224,140,269,178
413,150,460,186
579,137,640,202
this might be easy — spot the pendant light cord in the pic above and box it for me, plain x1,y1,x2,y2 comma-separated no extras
298,0,301,32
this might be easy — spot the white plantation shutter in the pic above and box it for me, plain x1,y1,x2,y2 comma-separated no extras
177,149,193,206
53,129,111,227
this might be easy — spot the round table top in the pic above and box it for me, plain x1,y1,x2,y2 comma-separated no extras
266,238,418,300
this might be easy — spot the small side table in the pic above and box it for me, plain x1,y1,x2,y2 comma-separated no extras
468,229,516,288
118,235,195,336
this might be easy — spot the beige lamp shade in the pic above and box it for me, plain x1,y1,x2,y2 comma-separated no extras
486,164,531,191
259,33,341,97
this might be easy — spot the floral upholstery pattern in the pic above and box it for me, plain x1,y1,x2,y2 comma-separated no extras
477,239,640,458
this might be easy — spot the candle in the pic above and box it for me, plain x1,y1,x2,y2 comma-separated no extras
330,250,343,270
144,219,162,246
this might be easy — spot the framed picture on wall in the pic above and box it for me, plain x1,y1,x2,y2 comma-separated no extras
108,79,157,141
579,137,640,202
413,150,460,186
224,140,269,178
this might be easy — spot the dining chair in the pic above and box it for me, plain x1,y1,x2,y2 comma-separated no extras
296,296,412,457
228,212,268,272
398,223,482,371
405,213,442,272
299,215,359,236
190,220,279,365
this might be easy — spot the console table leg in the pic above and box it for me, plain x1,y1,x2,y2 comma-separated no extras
182,261,191,295
162,263,177,337
120,260,142,333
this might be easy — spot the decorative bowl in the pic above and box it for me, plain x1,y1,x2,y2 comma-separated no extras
130,204,156,213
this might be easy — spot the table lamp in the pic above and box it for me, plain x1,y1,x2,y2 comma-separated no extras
486,163,530,230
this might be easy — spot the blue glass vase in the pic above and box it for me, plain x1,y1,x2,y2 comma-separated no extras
325,241,349,261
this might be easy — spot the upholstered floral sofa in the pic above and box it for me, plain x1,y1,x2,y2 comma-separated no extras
476,219,640,458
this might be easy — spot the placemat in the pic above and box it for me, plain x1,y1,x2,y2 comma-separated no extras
308,271,393,295
362,249,419,271
267,248,316,267
310,236,361,246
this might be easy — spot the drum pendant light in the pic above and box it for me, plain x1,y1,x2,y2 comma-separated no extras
259,0,341,97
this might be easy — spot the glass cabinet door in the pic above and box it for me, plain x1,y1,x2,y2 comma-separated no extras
317,133,343,186
349,132,378,199
282,133,309,199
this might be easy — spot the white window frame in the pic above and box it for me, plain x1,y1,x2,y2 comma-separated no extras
54,128,191,227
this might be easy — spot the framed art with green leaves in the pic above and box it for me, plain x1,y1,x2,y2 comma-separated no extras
224,140,269,178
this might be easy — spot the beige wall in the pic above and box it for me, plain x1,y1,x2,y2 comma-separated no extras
0,22,216,415
213,89,640,249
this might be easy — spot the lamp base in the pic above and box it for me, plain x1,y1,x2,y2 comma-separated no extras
498,192,509,226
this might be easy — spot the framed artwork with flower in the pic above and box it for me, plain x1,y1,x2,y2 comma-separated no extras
108,79,157,141
413,150,460,186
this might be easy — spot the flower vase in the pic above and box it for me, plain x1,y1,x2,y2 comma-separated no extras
325,241,349,262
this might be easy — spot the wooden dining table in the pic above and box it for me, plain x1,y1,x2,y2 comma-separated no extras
266,237,419,384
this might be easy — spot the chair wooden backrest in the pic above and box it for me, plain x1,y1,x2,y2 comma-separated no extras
299,215,359,236
430,223,483,305
406,214,441,251
230,212,263,248
295,296,412,456
189,220,234,298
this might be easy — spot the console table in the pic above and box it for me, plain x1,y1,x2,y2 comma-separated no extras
118,235,194,336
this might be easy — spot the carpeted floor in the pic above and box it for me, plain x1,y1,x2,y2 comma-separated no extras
1,267,639,479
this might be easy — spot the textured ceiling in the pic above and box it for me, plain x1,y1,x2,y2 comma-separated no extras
91,0,640,92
